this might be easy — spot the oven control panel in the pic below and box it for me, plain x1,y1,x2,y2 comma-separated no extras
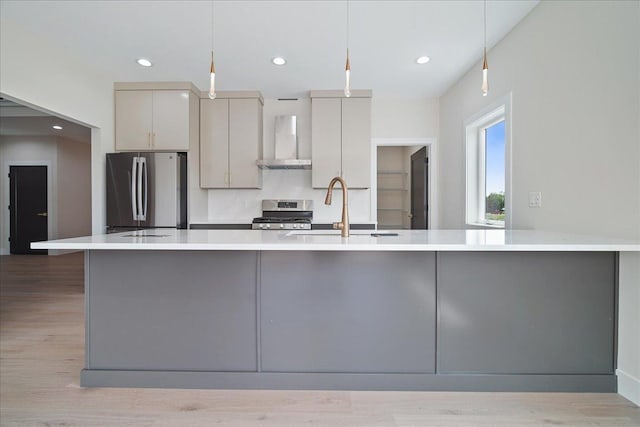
252,222,312,230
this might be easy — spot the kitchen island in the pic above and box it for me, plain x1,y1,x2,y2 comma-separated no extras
32,229,639,391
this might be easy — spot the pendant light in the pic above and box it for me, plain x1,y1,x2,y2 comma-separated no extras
481,0,488,97
344,0,351,98
208,0,216,100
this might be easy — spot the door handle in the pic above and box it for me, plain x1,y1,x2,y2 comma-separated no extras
36,212,48,217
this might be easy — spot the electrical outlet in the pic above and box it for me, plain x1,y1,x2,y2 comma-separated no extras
528,191,542,208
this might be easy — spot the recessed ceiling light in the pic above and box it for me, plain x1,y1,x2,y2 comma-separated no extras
136,58,152,67
52,125,63,130
416,56,431,64
272,57,286,66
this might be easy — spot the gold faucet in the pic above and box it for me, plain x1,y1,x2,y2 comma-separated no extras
324,176,350,237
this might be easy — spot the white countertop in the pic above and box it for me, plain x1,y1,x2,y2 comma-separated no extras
31,229,640,252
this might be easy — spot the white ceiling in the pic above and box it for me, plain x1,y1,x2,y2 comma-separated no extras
0,99,92,143
1,0,538,99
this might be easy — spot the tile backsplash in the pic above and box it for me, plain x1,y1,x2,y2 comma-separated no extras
207,169,372,223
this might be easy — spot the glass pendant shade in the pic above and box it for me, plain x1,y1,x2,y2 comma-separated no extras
482,51,488,97
344,50,351,98
209,51,216,100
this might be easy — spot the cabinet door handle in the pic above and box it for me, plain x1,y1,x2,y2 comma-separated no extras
147,132,151,147
152,132,156,147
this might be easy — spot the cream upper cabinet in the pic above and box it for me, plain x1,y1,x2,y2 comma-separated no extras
341,97,371,188
115,90,153,150
311,91,371,188
228,98,262,188
311,98,342,187
151,91,190,150
200,93,263,189
200,98,229,188
115,88,192,151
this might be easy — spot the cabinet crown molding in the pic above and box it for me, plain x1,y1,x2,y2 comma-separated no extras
114,82,200,94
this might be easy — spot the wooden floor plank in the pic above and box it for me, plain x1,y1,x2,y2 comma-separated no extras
1,252,638,426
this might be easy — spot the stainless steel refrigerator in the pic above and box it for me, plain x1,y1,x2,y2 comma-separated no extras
106,152,187,232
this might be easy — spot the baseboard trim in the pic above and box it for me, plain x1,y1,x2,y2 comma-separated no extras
616,369,640,406
81,370,617,392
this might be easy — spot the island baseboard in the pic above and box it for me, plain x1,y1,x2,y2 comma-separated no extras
80,370,616,392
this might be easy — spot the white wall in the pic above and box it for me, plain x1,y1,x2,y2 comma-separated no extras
438,1,640,239
438,0,640,404
372,98,439,139
204,97,439,224
0,19,115,235
0,136,92,254
56,138,92,239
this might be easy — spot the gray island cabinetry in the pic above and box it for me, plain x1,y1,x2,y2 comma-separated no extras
32,229,637,391
260,251,436,374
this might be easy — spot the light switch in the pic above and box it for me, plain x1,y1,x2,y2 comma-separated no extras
528,191,542,208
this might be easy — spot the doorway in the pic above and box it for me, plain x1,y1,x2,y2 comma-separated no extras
1,96,93,255
376,145,429,229
9,166,48,254
372,138,437,230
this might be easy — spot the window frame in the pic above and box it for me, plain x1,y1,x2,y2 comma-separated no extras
465,94,512,229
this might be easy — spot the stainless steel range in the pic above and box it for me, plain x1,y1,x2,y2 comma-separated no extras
252,199,313,230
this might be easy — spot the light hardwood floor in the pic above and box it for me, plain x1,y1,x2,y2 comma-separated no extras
1,252,638,427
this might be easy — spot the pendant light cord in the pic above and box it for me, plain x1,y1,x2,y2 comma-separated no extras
211,0,218,52
346,0,350,52
483,0,486,52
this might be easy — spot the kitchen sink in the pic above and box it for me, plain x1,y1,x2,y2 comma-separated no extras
121,234,171,238
286,230,398,237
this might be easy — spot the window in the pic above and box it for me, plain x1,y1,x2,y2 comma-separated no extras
484,120,505,224
466,97,511,228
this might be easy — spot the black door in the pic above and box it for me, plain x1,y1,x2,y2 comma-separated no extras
410,147,428,229
9,166,48,254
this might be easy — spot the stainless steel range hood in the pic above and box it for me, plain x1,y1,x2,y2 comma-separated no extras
257,115,311,170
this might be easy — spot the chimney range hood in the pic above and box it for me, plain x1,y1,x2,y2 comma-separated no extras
256,115,311,170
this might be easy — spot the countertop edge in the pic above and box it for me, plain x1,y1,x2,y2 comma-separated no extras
30,243,640,252
30,230,640,252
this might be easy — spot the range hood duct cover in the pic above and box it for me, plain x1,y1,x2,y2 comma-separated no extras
257,115,311,170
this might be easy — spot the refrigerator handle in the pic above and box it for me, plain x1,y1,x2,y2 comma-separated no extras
131,157,138,221
141,157,148,220
137,157,146,221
